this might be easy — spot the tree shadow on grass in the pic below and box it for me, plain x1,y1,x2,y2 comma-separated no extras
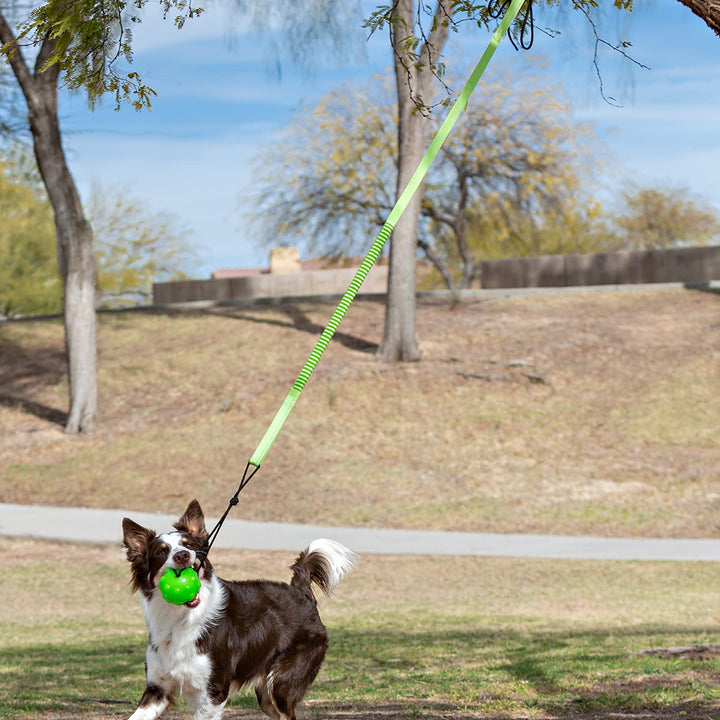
209,303,379,355
2,625,720,720
493,626,720,719
0,637,141,717
0,337,68,427
322,624,720,720
0,394,67,426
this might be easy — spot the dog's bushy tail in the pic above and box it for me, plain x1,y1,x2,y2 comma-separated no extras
291,539,357,597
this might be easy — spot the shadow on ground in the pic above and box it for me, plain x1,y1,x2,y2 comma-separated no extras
209,303,379,354
0,336,68,426
2,625,719,720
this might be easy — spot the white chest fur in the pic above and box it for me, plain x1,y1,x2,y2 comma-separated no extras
141,576,226,699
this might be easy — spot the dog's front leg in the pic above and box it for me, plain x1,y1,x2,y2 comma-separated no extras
128,684,171,720
193,695,227,720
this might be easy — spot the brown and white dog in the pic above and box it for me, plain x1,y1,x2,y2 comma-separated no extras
122,499,356,720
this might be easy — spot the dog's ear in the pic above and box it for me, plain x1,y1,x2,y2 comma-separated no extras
174,499,207,539
122,518,155,560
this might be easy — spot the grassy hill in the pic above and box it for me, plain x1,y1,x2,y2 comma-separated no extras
1,287,718,538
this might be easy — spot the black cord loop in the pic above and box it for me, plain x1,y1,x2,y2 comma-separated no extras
197,461,261,567
488,0,534,51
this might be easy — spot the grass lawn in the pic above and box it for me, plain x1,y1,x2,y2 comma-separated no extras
1,538,718,719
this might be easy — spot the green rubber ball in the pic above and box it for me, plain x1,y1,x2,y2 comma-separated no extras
159,567,201,605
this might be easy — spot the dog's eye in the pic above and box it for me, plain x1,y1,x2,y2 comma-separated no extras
156,545,169,557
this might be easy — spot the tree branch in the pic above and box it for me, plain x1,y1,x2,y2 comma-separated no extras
0,11,34,99
417,236,456,290
574,3,650,106
676,0,720,38
389,0,455,115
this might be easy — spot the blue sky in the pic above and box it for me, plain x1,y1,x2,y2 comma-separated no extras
58,1,720,276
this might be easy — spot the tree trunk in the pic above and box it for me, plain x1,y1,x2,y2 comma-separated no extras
377,0,451,362
676,0,720,37
0,19,98,433
377,44,423,361
32,79,98,434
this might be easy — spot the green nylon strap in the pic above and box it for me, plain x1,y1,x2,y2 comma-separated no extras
249,0,526,467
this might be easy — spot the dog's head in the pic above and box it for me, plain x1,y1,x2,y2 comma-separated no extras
122,499,210,603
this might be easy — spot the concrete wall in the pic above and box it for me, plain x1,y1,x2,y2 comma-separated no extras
154,265,389,306
480,246,720,289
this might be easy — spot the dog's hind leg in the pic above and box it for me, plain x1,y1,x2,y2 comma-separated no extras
255,676,282,720
128,684,171,720
270,635,329,720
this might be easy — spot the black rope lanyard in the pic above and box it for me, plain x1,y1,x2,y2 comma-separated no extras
197,461,260,568
488,0,535,51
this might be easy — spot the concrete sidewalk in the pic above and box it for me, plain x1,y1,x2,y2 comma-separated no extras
2,503,720,561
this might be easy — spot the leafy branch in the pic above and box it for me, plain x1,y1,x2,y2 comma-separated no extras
3,0,204,110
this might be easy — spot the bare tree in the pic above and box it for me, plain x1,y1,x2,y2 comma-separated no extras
244,73,614,291
363,0,718,360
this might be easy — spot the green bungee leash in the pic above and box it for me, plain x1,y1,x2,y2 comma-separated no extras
197,0,529,564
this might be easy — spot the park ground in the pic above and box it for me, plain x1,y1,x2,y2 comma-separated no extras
1,287,719,718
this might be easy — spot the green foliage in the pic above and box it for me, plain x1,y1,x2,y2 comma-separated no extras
365,1,640,110
364,2,492,38
0,152,197,316
363,2,635,63
89,186,198,307
0,158,62,318
3,0,362,111
4,1,204,110
614,185,720,250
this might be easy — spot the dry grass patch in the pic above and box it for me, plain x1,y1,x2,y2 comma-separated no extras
1,289,719,537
